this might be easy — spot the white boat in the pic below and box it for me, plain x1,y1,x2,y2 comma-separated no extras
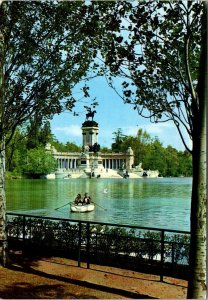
70,202,95,213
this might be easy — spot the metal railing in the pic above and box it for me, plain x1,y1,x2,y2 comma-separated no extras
6,212,190,281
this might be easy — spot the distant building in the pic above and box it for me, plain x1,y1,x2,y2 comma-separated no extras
46,118,134,178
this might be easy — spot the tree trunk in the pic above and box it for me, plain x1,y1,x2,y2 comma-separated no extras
188,94,207,300
0,2,7,267
187,3,207,299
0,144,7,267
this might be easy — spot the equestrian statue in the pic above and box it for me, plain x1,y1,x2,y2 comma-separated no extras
84,106,97,121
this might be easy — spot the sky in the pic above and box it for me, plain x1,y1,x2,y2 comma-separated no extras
50,76,191,151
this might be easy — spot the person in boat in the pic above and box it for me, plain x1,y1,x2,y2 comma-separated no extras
83,193,91,205
75,193,82,205
87,195,91,204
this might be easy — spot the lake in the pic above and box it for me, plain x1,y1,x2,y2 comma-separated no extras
6,177,192,231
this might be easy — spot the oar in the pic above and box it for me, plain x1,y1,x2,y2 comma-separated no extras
92,202,107,211
54,202,70,211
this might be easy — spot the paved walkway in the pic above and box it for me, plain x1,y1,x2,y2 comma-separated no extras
0,254,188,299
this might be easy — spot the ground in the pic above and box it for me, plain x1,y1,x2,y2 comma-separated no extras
0,252,188,299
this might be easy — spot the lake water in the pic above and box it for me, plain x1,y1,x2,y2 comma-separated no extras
6,177,192,231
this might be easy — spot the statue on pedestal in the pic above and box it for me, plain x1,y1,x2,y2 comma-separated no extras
84,106,96,121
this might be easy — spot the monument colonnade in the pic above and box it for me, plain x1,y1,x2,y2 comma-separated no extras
55,152,129,171
47,112,134,173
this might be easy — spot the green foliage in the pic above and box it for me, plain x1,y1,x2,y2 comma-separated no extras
26,120,54,149
112,128,126,152
177,151,192,177
5,128,27,175
7,217,190,267
6,123,192,177
5,122,55,176
165,234,190,265
22,147,57,177
100,147,112,153
51,140,81,153
5,121,82,177
1,1,98,148
111,127,192,177
88,1,204,154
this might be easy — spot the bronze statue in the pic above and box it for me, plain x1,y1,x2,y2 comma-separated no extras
85,106,96,121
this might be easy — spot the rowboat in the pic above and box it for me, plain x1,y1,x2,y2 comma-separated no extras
70,202,95,213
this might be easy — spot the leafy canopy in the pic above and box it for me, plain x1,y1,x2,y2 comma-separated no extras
87,1,203,153
0,1,96,146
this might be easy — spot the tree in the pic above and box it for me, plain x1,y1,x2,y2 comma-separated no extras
88,1,206,298
0,1,97,266
23,147,57,177
65,142,81,153
177,150,192,177
110,127,192,176
143,138,167,174
26,119,54,149
5,121,57,177
112,128,126,152
5,128,27,174
164,146,179,177
50,140,81,153
136,129,151,164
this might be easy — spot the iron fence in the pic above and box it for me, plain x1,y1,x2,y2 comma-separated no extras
6,212,190,281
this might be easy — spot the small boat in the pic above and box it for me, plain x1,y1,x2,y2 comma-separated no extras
70,202,95,213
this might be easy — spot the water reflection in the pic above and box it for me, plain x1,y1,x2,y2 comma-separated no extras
6,177,192,231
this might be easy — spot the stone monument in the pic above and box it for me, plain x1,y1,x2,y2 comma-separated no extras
78,109,103,177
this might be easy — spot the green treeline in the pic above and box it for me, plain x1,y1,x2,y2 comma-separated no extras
6,123,192,178
101,128,192,177
5,121,82,178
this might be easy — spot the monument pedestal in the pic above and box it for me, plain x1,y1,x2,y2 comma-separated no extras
79,151,103,177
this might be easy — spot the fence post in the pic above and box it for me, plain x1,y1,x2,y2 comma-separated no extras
78,222,81,267
22,215,26,256
172,242,174,265
160,230,165,282
86,222,90,269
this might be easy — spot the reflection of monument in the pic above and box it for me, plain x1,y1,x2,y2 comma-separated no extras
46,110,135,178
